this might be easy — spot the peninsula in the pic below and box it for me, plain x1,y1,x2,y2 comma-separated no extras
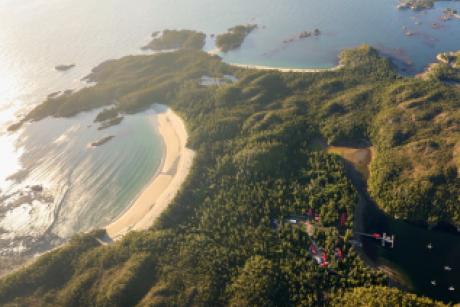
1,36,458,306
421,50,460,82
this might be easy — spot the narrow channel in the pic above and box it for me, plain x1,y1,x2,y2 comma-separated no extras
334,146,460,304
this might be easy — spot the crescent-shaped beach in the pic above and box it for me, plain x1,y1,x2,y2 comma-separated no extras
106,105,194,240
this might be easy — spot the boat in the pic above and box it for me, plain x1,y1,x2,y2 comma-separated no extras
444,266,452,271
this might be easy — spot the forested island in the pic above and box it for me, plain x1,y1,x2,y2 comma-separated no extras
398,0,460,10
1,29,458,305
215,24,258,52
141,29,206,51
398,0,435,10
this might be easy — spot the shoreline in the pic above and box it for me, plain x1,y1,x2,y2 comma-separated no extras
206,48,342,73
228,62,344,73
105,105,194,240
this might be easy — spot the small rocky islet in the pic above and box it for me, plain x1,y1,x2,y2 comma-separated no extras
54,64,75,71
90,135,115,147
283,28,321,44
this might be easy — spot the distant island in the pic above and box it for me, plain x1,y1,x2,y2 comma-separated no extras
397,0,460,10
397,0,433,10
215,24,258,52
141,29,206,51
55,64,75,71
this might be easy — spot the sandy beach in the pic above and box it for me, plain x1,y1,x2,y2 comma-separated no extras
205,49,343,73
229,62,344,73
106,105,195,240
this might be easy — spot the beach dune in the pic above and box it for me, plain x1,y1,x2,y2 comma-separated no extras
106,105,194,240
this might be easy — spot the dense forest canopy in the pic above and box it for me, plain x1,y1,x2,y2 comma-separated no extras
1,35,458,305
141,29,206,51
215,24,258,52
332,286,448,306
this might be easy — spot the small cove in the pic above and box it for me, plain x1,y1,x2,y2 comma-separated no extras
329,145,460,303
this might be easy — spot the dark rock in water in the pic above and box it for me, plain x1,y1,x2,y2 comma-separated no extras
151,31,160,38
299,31,312,39
283,37,296,44
405,30,415,36
299,29,321,40
90,136,115,147
55,64,75,71
30,185,43,193
98,117,124,130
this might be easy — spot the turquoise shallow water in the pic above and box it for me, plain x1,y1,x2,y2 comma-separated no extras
0,108,163,257
0,0,459,285
15,109,163,237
